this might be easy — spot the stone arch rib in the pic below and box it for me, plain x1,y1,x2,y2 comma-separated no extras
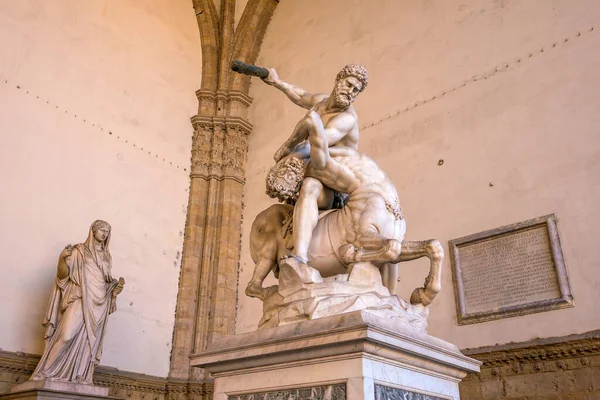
230,0,278,94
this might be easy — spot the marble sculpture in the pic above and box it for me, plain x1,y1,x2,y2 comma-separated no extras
31,220,124,385
232,61,443,331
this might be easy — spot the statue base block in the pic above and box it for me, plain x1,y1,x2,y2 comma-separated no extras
1,380,118,400
191,311,481,400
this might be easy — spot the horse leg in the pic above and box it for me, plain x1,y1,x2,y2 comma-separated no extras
380,262,398,295
246,219,281,300
246,258,279,300
339,229,404,264
339,230,403,294
395,240,444,306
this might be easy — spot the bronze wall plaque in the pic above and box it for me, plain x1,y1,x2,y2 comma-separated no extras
449,214,573,325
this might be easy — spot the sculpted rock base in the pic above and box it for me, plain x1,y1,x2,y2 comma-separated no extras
258,261,429,332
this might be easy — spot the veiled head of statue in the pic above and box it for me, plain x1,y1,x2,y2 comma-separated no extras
91,220,111,243
265,156,307,204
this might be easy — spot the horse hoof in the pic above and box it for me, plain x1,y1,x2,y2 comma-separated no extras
264,285,279,299
339,244,357,262
246,283,265,299
246,284,280,301
410,287,433,306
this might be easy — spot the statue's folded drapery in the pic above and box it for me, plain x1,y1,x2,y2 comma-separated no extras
32,222,117,385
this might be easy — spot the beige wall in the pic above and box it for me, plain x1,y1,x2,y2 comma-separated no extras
237,0,600,350
0,0,201,376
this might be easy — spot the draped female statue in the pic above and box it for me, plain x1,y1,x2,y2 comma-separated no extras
31,220,124,385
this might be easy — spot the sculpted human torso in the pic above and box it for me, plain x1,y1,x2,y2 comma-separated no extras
303,124,404,245
307,147,390,198
309,98,359,149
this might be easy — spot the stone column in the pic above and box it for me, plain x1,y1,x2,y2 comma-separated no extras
167,91,252,399
167,1,278,399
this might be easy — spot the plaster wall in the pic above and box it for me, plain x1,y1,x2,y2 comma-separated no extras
237,0,600,350
0,0,202,376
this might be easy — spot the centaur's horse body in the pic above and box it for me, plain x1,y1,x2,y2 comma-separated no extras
247,145,443,306
306,185,407,278
250,198,405,282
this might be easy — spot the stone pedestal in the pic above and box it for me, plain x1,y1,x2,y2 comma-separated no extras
0,380,117,400
190,311,481,400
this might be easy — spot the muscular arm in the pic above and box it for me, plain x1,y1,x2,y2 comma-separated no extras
57,258,68,280
262,68,327,109
276,110,357,162
57,245,72,280
306,112,329,170
306,112,355,182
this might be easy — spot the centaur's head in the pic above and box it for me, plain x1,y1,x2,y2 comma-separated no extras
265,156,306,204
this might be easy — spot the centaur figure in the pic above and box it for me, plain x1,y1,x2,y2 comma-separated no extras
246,108,444,307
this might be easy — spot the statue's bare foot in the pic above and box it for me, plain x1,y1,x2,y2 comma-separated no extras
246,282,279,301
280,253,308,264
278,254,323,284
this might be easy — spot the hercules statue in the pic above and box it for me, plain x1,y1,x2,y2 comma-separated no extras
230,61,443,319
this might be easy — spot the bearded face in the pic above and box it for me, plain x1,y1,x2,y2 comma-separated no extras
333,76,363,108
265,156,306,203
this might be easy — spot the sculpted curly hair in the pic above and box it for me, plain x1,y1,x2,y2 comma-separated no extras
265,156,306,204
336,64,368,92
